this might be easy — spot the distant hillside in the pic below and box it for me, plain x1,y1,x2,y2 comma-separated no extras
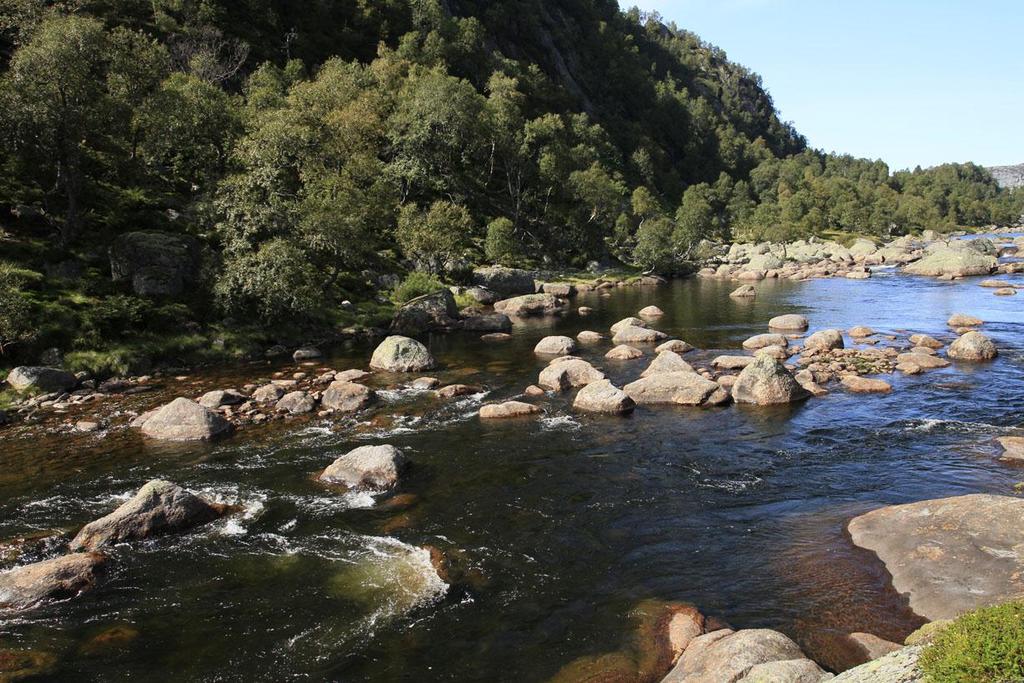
988,164,1024,189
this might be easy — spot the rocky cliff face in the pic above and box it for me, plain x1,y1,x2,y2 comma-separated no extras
988,164,1024,188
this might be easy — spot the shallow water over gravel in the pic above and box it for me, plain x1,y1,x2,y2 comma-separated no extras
2,263,1024,681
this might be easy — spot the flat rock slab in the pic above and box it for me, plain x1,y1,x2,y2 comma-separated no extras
848,494,1024,621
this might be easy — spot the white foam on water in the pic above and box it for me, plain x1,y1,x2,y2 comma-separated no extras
540,415,580,431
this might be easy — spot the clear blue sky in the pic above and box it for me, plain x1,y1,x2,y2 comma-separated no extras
622,0,1024,171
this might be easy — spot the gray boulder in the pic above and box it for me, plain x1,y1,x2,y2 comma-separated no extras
198,389,246,409
0,553,108,612
640,350,694,377
947,331,997,361
139,398,232,441
538,359,605,391
276,391,317,414
5,366,77,393
804,329,844,351
623,372,729,407
732,355,810,405
292,346,323,361
662,628,828,682
572,380,635,414
319,445,406,490
109,230,199,296
903,247,996,277
493,293,565,317
390,290,460,335
369,335,436,372
534,335,577,356
70,480,226,551
742,334,788,350
471,266,537,296
832,646,923,682
321,381,376,412
479,401,541,419
612,325,667,345
848,494,1024,620
768,314,809,331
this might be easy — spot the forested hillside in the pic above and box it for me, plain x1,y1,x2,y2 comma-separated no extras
0,0,1020,371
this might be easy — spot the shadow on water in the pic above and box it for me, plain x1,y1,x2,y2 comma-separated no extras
1,267,1023,681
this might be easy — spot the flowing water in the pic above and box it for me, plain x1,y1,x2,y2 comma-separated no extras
2,255,1024,681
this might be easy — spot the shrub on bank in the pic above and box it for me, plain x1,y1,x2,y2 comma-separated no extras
919,601,1024,681
391,272,446,305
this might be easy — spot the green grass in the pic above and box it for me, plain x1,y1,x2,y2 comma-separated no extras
919,601,1024,682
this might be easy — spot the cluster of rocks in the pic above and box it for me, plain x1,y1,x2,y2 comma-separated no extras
0,480,228,614
700,232,1023,282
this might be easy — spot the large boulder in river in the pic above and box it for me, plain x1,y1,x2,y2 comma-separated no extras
640,350,694,377
319,445,406,491
731,355,811,405
662,628,828,682
768,314,809,331
947,331,997,361
610,317,646,334
573,380,635,414
623,372,729,407
70,480,226,551
370,335,436,372
139,397,232,441
538,359,604,390
612,325,667,345
321,381,376,412
471,266,536,296
534,335,577,356
5,366,77,393
804,329,844,351
390,290,459,335
847,493,1024,620
903,247,996,277
109,230,200,296
0,553,108,612
493,293,565,317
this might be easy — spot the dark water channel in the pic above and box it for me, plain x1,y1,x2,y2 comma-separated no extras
2,262,1024,681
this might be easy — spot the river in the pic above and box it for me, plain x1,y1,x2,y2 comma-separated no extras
2,257,1023,681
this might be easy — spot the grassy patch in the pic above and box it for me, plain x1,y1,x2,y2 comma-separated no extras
919,601,1024,682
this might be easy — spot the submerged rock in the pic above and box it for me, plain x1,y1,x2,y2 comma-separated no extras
947,331,997,361
623,372,729,407
657,339,694,354
848,494,1024,620
0,553,108,612
479,401,541,419
731,355,810,405
573,380,635,414
742,333,788,350
840,376,892,394
70,480,226,551
139,397,232,441
606,344,644,360
5,366,77,394
319,445,407,491
729,284,756,298
369,336,436,373
997,435,1024,461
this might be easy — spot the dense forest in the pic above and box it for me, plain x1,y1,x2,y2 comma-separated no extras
0,0,1020,371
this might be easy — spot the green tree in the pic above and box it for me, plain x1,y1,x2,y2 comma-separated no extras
484,217,520,265
396,200,473,274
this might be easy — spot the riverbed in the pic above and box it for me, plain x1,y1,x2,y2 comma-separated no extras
2,263,1023,681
